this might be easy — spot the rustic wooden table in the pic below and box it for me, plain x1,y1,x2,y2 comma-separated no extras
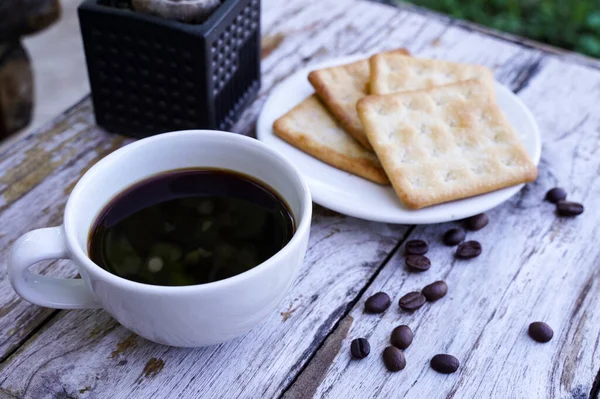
1,0,600,398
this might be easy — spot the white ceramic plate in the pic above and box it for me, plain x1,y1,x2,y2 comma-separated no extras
257,54,541,224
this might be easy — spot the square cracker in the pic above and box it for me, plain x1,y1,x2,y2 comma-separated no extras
357,79,537,209
369,52,494,95
273,95,389,184
308,48,410,150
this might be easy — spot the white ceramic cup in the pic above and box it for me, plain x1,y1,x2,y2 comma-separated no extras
9,130,312,347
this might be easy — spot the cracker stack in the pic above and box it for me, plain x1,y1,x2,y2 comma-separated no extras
273,95,388,184
273,49,538,209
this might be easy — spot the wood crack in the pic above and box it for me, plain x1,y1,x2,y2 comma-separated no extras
18,315,118,399
282,315,353,399
2,1,600,397
0,387,20,399
0,310,59,365
57,386,78,399
590,368,600,399
512,58,543,93
555,114,590,142
279,226,416,398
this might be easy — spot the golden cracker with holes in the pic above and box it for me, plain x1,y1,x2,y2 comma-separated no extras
308,48,410,150
357,79,537,209
369,51,494,95
273,95,389,184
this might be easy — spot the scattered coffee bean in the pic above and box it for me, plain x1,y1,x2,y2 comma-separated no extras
405,239,428,255
556,201,584,217
399,292,426,311
390,325,413,350
350,338,370,359
545,187,567,203
383,346,406,372
430,354,460,374
464,213,489,231
422,281,448,302
443,228,465,246
405,255,431,272
455,241,482,259
528,322,553,343
365,292,391,313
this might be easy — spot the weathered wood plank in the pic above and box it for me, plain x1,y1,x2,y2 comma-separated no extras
288,57,600,399
0,99,132,359
0,213,405,399
0,1,573,398
0,0,351,358
0,0,444,362
0,0,413,388
2,0,600,398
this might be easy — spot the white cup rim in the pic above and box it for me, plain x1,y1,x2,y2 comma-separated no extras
63,130,312,294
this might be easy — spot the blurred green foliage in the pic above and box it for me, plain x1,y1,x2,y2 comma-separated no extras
400,0,600,58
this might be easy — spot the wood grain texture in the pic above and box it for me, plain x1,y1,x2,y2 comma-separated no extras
0,0,599,398
0,214,405,399
289,45,600,399
0,99,132,360
0,1,409,396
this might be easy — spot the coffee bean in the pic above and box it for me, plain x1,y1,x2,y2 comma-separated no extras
405,239,428,255
405,255,431,272
422,280,448,302
556,201,584,217
390,325,413,350
430,354,459,374
443,228,465,246
464,213,489,231
365,292,391,313
545,187,567,203
350,338,370,359
382,346,406,372
528,322,553,343
399,292,426,311
455,241,482,259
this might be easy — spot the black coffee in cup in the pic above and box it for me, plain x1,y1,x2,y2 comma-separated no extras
88,169,295,286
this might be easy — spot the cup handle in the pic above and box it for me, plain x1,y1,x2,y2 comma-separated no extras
9,226,100,309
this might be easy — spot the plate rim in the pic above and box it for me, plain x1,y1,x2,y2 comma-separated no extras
257,54,542,224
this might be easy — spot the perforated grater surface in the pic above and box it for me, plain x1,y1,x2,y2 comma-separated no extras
79,0,261,137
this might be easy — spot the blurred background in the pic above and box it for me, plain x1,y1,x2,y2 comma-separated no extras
396,0,600,57
2,0,87,140
5,0,600,140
